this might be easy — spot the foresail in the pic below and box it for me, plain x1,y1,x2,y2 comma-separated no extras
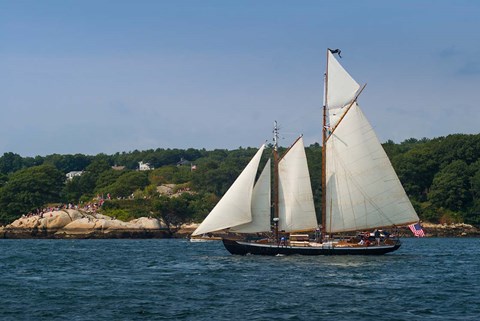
326,51,361,129
278,137,318,232
325,103,419,233
192,145,265,236
231,159,271,233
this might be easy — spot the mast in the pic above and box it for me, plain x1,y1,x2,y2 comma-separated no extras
273,121,280,242
321,49,328,237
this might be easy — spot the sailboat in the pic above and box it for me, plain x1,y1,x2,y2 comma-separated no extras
192,49,420,255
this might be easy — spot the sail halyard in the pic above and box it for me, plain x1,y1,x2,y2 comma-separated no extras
191,144,266,236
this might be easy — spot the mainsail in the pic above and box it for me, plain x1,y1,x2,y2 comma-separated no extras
324,52,419,233
192,145,265,236
278,137,318,232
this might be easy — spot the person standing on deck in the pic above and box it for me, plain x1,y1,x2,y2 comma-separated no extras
374,229,381,245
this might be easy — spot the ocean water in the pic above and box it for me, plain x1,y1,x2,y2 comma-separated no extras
0,238,479,321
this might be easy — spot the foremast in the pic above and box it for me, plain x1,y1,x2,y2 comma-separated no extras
273,122,316,237
273,120,280,242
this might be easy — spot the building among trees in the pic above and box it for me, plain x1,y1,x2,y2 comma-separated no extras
66,171,84,181
138,161,153,171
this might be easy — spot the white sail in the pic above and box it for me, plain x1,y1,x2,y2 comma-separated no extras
278,137,318,232
325,102,419,233
326,51,361,128
231,159,271,233
192,145,265,236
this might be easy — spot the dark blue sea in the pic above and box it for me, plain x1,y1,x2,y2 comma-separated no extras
0,238,479,321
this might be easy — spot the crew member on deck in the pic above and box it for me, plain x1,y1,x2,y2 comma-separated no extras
374,229,381,245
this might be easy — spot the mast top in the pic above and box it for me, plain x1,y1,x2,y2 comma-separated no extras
273,120,279,152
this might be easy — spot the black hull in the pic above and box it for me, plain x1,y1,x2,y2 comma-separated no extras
222,238,401,256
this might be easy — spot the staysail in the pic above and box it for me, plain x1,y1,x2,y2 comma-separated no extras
278,137,318,232
192,145,265,236
231,159,272,233
324,53,419,234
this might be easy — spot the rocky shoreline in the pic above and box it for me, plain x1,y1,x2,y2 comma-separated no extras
417,222,480,237
1,210,478,239
0,209,171,239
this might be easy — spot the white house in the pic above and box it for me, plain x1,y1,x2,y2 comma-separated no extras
66,171,84,181
138,161,153,171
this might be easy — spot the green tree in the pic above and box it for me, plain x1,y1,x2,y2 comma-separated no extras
432,134,480,167
44,153,91,173
65,158,114,200
63,176,84,203
99,171,149,198
0,152,24,174
469,160,480,195
428,160,472,211
153,195,194,233
393,145,437,200
466,162,480,225
465,201,480,225
86,158,112,176
0,173,7,188
187,192,218,222
149,165,192,185
0,164,64,223
95,169,125,190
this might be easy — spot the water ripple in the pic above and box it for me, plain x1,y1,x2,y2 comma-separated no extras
0,238,479,320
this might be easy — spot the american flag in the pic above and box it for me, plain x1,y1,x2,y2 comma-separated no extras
408,223,425,237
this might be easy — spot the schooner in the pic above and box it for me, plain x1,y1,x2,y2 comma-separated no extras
192,49,420,255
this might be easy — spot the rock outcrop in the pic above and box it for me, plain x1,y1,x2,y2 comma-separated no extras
420,222,479,237
0,209,170,239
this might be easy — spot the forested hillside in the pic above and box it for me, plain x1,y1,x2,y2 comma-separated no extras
0,133,479,227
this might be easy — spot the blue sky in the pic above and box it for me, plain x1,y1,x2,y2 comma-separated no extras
1,0,479,156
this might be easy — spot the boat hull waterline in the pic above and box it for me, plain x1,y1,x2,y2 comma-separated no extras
222,238,401,256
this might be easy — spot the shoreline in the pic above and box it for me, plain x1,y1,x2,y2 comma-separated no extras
1,211,478,239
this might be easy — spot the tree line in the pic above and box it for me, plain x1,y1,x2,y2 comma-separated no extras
0,133,479,227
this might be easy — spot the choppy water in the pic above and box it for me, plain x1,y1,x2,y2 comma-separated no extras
0,238,479,320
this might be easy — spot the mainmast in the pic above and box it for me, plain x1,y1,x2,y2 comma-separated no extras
321,50,328,237
273,120,280,242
